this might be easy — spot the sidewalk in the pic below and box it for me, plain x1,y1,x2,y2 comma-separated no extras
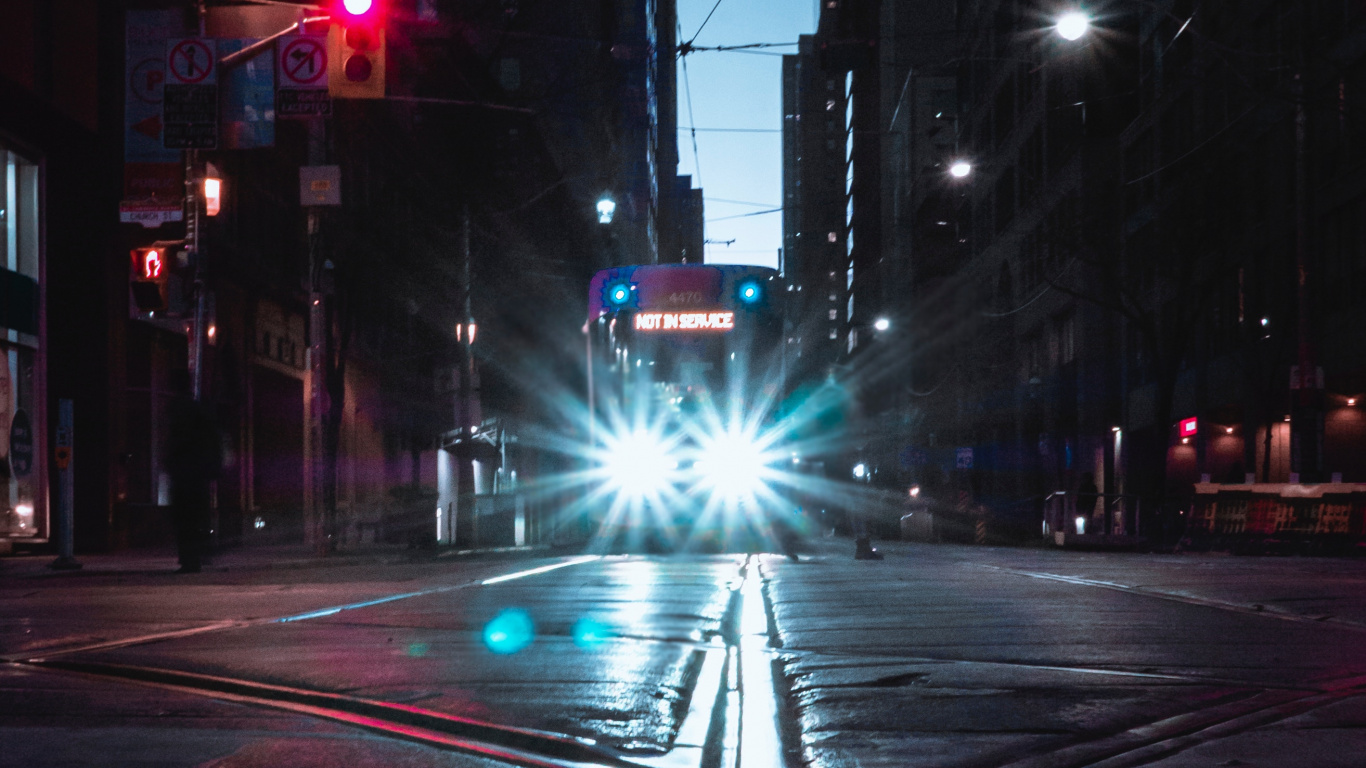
0,541,550,580
763,537,1366,768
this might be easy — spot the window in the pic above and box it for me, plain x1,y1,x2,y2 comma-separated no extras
827,231,838,243
829,309,838,320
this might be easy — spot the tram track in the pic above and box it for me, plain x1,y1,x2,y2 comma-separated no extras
760,548,1366,768
4,553,772,768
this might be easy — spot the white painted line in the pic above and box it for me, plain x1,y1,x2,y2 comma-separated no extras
632,645,727,768
15,621,244,663
975,563,1366,632
481,556,600,585
20,557,603,661
738,559,783,768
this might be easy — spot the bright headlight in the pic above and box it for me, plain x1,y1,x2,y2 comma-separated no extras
605,430,675,496
696,429,768,498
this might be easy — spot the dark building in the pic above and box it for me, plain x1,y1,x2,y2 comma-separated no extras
782,34,850,384
877,0,1366,542
0,0,686,554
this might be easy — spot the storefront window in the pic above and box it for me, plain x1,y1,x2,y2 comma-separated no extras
2,145,43,538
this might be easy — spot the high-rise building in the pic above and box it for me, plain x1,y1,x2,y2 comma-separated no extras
782,34,850,383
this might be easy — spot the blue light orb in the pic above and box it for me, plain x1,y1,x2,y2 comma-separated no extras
607,283,632,306
738,281,762,304
483,608,535,654
572,617,613,649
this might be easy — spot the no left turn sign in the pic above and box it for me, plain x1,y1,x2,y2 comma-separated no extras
280,36,328,87
166,38,216,85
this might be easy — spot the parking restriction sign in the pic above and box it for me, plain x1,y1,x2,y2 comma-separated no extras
164,38,217,149
166,38,216,85
277,34,332,117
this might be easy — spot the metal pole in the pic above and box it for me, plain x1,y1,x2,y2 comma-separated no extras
308,208,328,553
456,203,476,546
184,148,205,402
49,399,80,569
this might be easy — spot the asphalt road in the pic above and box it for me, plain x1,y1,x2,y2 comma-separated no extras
3,540,1366,767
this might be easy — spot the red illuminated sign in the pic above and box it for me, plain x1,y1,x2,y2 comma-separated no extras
1180,417,1198,437
634,311,735,332
131,247,165,280
142,249,163,279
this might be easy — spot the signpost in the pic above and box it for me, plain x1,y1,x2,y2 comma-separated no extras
50,400,80,570
163,38,218,150
277,34,332,117
119,201,185,228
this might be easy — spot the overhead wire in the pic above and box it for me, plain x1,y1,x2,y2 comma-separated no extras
688,0,727,46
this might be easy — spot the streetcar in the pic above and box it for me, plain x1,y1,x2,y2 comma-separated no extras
585,264,797,554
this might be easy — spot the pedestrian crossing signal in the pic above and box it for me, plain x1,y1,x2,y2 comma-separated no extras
131,247,169,312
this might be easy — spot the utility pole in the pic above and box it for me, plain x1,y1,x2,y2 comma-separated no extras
455,202,477,546
1290,7,1322,483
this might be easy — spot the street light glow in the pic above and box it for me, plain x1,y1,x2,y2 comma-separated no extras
1056,11,1090,41
597,197,616,224
873,317,890,331
949,161,972,178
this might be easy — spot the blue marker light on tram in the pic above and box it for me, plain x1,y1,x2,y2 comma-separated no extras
738,281,761,304
607,282,633,307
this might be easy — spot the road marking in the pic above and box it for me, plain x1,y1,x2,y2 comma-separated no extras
14,556,601,661
11,621,244,663
276,556,600,621
481,556,600,585
974,563,1366,632
277,589,447,622
737,559,784,768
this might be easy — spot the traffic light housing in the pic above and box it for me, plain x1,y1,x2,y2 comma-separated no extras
329,0,385,99
130,246,169,312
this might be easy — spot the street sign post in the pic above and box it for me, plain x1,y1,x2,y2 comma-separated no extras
277,34,332,117
49,399,80,570
163,38,218,150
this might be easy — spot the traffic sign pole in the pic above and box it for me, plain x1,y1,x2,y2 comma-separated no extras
49,399,80,570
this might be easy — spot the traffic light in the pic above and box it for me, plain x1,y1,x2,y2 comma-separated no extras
329,0,385,99
130,246,169,312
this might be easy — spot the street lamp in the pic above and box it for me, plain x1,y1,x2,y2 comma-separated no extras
949,161,972,178
596,196,616,224
1056,11,1090,41
873,317,890,332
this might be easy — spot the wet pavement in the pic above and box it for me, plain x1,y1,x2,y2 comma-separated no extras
4,539,1366,766
762,538,1366,768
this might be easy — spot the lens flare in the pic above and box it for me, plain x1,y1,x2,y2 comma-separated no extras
572,617,614,648
696,428,769,499
604,429,675,496
483,608,535,654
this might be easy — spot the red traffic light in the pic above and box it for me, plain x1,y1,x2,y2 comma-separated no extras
330,0,385,97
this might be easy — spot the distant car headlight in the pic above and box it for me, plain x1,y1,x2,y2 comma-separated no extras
695,429,769,499
604,430,676,496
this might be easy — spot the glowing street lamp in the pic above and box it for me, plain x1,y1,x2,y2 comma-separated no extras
873,317,890,332
1056,11,1090,41
949,161,972,178
596,196,616,224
